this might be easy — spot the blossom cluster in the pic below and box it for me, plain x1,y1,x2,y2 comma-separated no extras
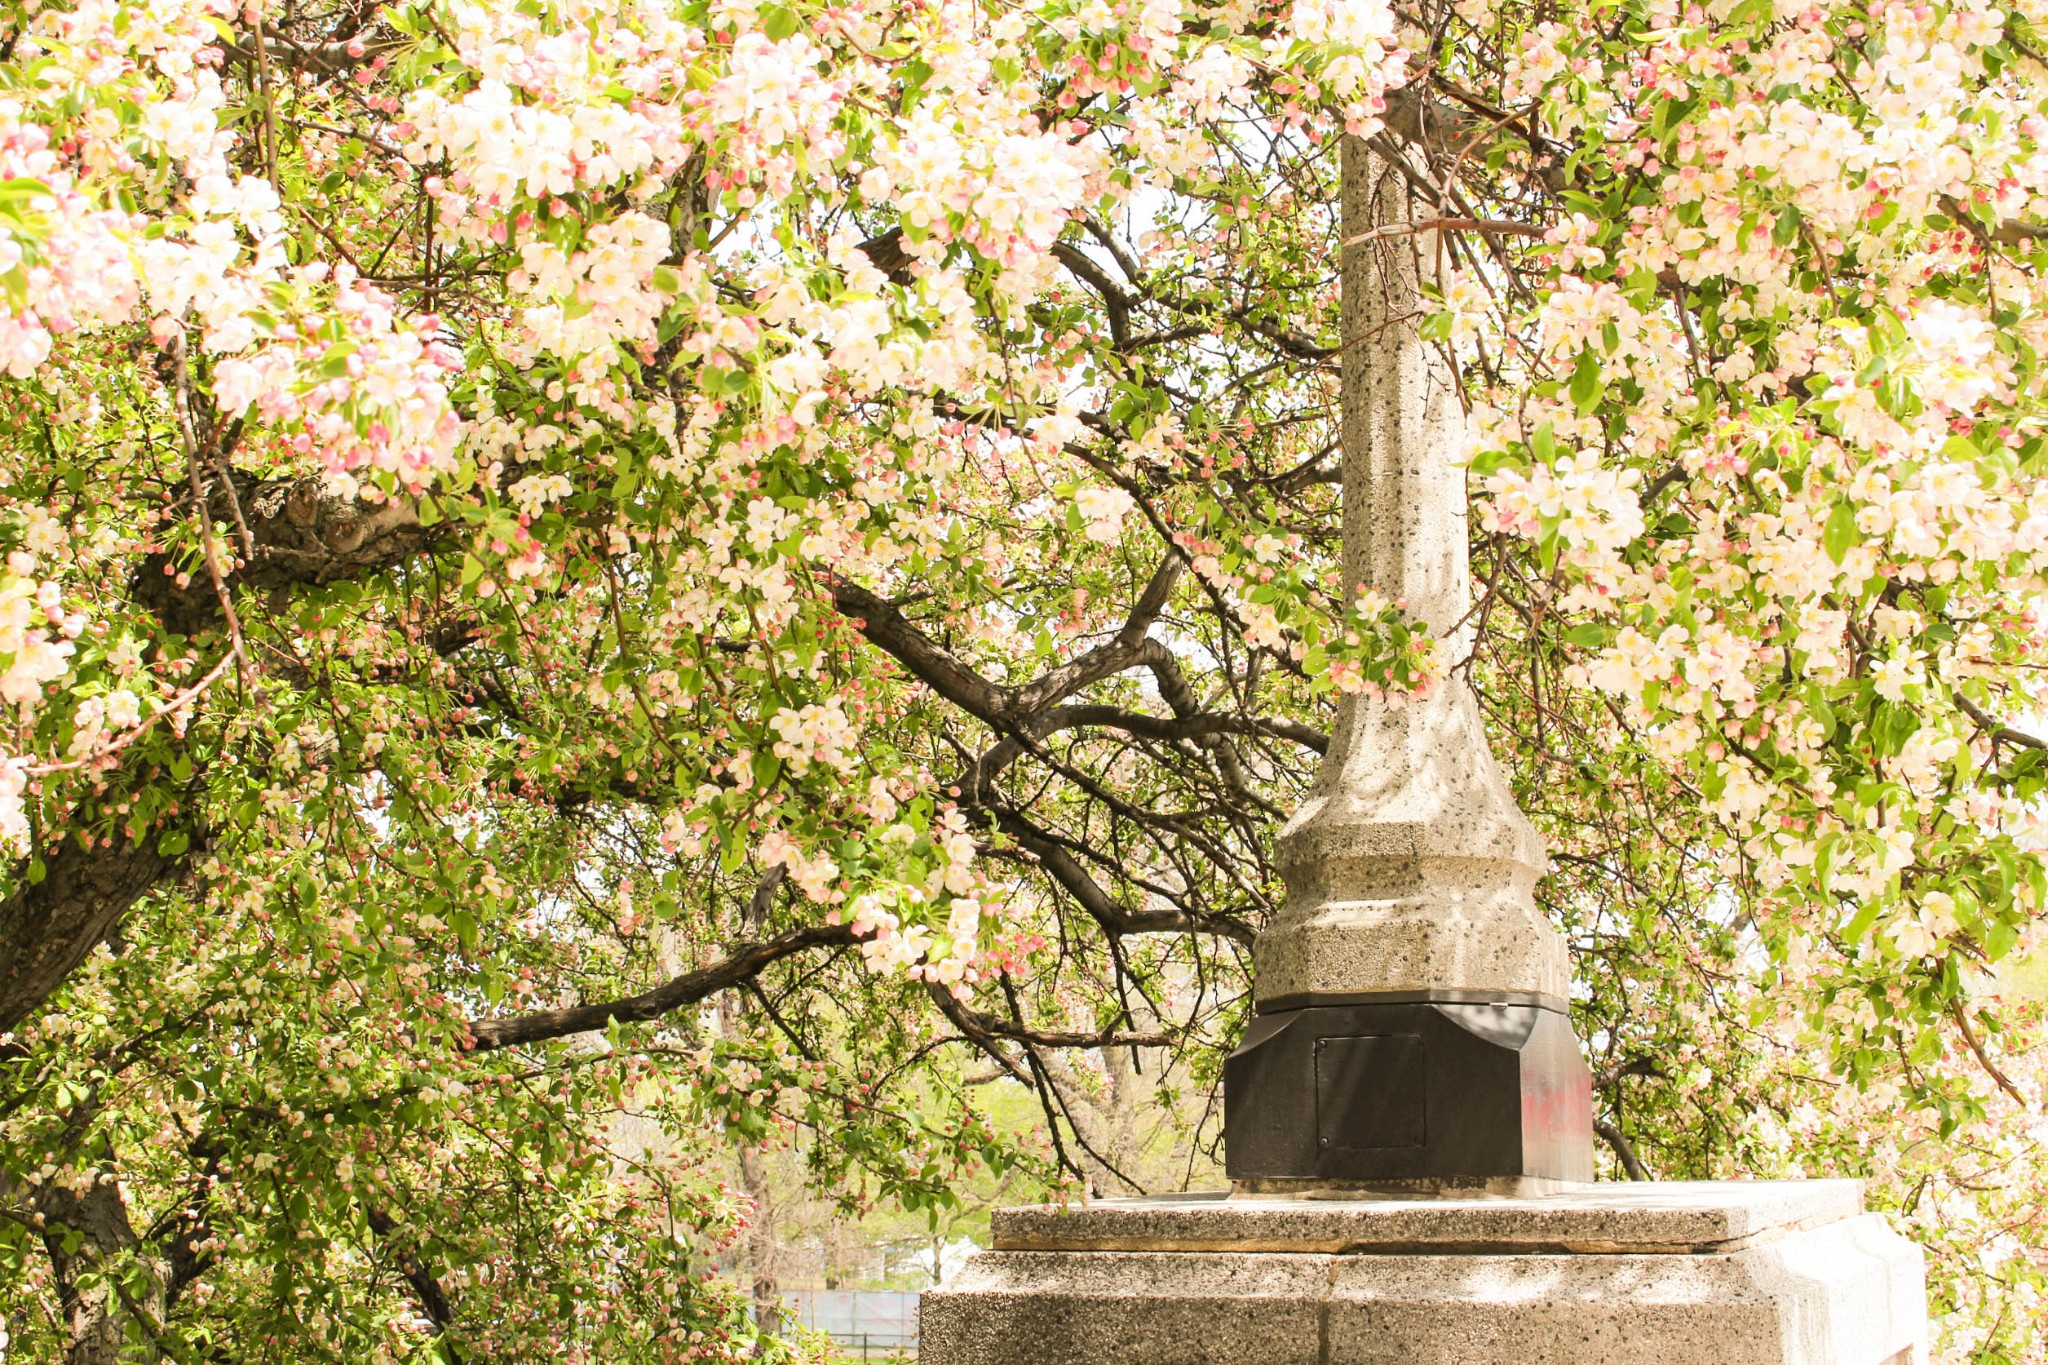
1445,0,2048,1339
842,810,999,996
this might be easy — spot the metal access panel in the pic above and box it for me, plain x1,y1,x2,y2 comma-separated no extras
1314,1034,1427,1152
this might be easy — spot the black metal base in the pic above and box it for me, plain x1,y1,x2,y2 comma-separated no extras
1223,995,1594,1186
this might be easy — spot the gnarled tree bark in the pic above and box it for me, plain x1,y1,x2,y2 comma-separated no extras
0,476,442,1035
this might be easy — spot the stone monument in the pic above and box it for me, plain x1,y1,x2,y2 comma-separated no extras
1223,135,1592,1196
920,139,1929,1364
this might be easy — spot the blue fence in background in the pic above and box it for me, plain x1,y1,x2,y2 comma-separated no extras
787,1289,920,1356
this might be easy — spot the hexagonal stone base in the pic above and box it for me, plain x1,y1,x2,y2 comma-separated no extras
919,1183,1926,1365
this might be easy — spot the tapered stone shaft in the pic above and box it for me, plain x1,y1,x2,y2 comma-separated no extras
1253,141,1569,1011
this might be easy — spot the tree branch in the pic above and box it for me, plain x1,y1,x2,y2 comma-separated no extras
831,559,1192,733
0,835,180,1034
927,982,1171,1050
1033,704,1328,756
137,473,442,636
827,581,1012,722
994,806,1257,948
1955,692,2048,753
0,477,451,1034
1949,998,2031,1109
365,1203,464,1357
1051,242,1133,348
1593,1117,1651,1181
466,923,858,1050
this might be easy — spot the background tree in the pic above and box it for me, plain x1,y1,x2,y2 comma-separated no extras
1,0,2046,1359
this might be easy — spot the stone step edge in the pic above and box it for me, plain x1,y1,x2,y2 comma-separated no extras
993,1207,1864,1257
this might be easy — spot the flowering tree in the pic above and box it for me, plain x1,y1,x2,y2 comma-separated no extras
3,0,2048,1357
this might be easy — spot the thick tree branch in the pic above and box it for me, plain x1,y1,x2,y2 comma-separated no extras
1035,705,1328,756
831,557,1199,737
1012,558,1185,713
34,1168,172,1365
366,1203,464,1356
853,227,917,284
137,473,441,636
1051,242,1133,347
466,923,858,1050
923,983,1037,1088
828,581,1012,721
994,807,1257,948
1591,1055,1666,1090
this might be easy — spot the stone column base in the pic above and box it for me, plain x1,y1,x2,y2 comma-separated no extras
919,1182,1926,1365
1224,997,1594,1186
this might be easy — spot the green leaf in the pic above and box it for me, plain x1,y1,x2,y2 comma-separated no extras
1815,832,1842,888
1823,501,1859,565
1466,447,1516,476
158,829,190,857
1872,702,1920,755
1843,898,1883,943
1565,623,1610,648
1985,915,2019,962
315,342,357,379
1570,350,1603,415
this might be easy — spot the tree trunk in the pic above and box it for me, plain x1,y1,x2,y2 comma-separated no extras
736,1142,782,1340
0,837,175,1035
0,473,443,1036
37,1172,168,1365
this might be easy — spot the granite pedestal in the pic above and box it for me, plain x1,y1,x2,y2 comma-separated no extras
919,1182,1926,1365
